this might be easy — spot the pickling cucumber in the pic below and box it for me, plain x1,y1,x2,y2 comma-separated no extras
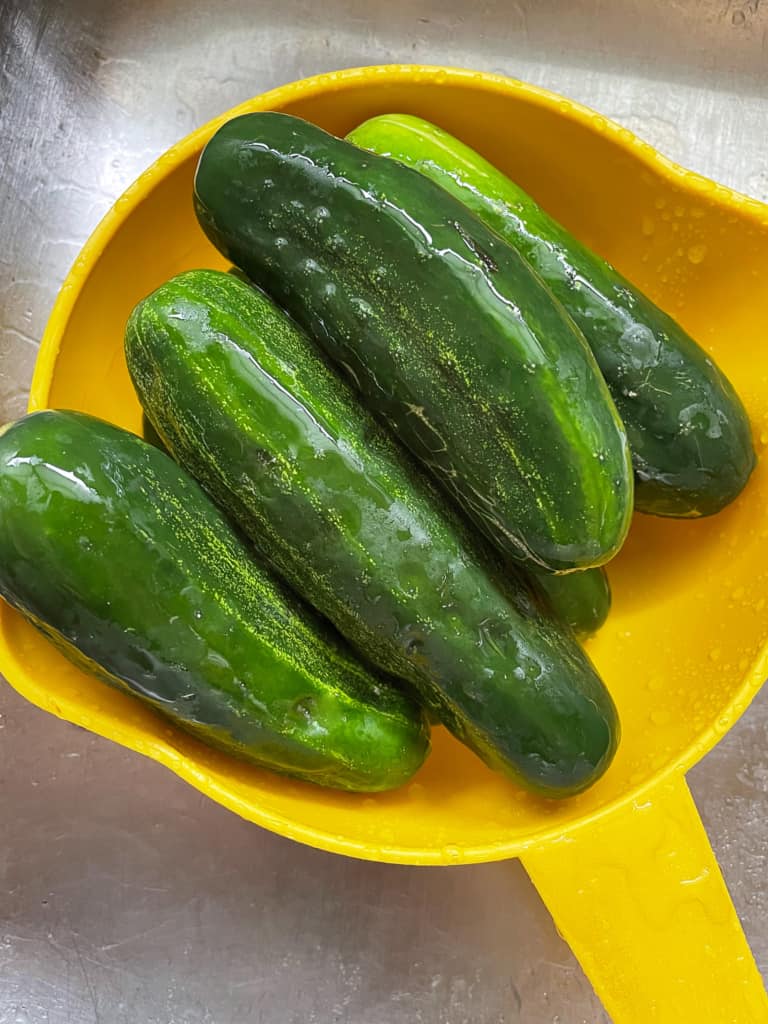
126,269,619,796
0,410,429,791
193,112,633,572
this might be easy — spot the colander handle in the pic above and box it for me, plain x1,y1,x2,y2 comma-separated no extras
521,774,768,1023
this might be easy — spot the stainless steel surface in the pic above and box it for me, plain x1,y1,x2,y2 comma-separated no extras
1,1,766,1020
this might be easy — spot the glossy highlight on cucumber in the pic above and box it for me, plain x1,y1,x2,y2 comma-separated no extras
193,111,633,572
347,113,756,518
0,409,429,791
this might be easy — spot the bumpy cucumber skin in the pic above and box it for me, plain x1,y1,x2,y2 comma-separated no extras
0,410,428,791
347,114,756,518
532,567,611,638
193,112,633,573
126,269,619,796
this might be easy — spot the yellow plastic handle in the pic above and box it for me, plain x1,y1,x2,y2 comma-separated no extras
522,776,768,1023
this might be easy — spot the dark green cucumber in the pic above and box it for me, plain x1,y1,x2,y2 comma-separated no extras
348,113,756,518
533,567,610,638
0,409,428,791
193,112,633,573
126,269,619,796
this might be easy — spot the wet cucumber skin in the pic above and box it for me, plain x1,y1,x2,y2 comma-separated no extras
126,269,619,796
0,410,428,791
193,111,633,573
533,566,611,638
348,113,756,518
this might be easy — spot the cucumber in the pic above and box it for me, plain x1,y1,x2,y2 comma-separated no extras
0,409,429,791
347,113,756,518
193,111,633,573
126,269,619,796
533,567,610,638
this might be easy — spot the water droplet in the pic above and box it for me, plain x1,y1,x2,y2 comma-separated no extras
351,297,375,320
650,708,672,726
647,675,664,692
312,205,330,222
441,844,462,863
293,696,316,723
678,402,722,439
731,586,745,601
674,205,685,217
405,638,422,656
641,215,655,236
687,243,707,264
618,323,660,367
328,234,347,253
193,609,203,621
709,647,722,662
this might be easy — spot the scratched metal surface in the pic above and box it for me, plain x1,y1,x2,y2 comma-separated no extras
1,1,767,1021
